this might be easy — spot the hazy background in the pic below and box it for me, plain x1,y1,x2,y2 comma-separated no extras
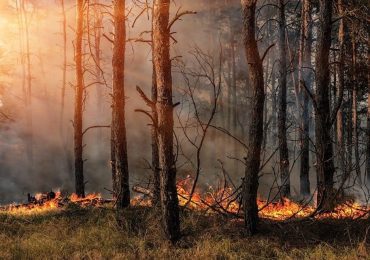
0,0,317,204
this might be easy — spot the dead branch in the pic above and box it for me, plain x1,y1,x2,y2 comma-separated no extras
168,10,197,30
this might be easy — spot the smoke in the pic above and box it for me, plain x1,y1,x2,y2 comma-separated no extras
3,0,360,205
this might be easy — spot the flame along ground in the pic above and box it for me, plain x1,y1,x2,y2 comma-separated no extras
2,181,369,220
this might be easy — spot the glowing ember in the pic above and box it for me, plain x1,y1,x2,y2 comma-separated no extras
70,193,101,202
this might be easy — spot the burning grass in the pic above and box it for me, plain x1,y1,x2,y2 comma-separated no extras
2,180,369,221
1,192,110,215
1,179,369,258
0,206,369,259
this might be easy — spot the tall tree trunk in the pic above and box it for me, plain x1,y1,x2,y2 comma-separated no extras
366,29,370,186
351,25,361,185
59,0,73,177
231,31,237,132
74,0,85,197
298,0,313,197
60,0,67,130
20,0,33,169
277,0,290,198
336,0,345,182
153,0,180,242
112,0,130,208
271,66,277,145
94,0,103,145
15,0,28,168
347,87,353,179
151,34,160,204
241,0,265,235
314,0,335,211
227,56,232,130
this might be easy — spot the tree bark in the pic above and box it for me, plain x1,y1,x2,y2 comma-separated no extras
271,65,277,146
298,0,313,197
231,31,237,132
74,0,85,197
149,1,160,205
366,28,370,186
336,0,345,182
151,46,160,205
314,0,335,211
241,0,265,235
277,0,290,198
351,25,361,185
112,0,130,208
347,86,353,179
94,0,103,145
153,0,180,242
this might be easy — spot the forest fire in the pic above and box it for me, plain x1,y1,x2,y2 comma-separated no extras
0,0,369,257
1,178,368,221
174,181,370,221
1,191,106,214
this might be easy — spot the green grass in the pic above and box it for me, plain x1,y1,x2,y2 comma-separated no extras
0,205,369,259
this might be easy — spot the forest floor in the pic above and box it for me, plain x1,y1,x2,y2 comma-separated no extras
0,205,369,259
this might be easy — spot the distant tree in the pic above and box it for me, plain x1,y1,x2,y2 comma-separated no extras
0,50,13,124
92,0,104,146
16,0,33,169
60,0,67,130
240,0,265,235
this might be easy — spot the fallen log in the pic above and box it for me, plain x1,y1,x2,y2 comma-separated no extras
133,185,153,197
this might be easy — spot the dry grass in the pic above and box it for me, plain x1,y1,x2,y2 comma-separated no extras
0,204,369,259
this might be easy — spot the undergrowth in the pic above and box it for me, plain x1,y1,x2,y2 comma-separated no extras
0,205,368,259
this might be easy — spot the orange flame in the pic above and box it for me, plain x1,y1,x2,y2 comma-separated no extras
172,180,369,220
2,184,368,220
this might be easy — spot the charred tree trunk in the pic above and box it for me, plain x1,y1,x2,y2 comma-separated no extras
112,0,130,208
336,0,345,181
351,26,361,185
227,56,232,130
366,29,370,186
231,32,237,132
271,66,277,145
149,2,160,205
298,0,313,197
314,0,335,211
151,44,160,205
241,0,265,235
74,0,85,197
347,86,353,179
153,0,180,242
277,0,290,198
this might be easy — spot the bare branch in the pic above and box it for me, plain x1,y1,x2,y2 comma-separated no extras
168,10,197,30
